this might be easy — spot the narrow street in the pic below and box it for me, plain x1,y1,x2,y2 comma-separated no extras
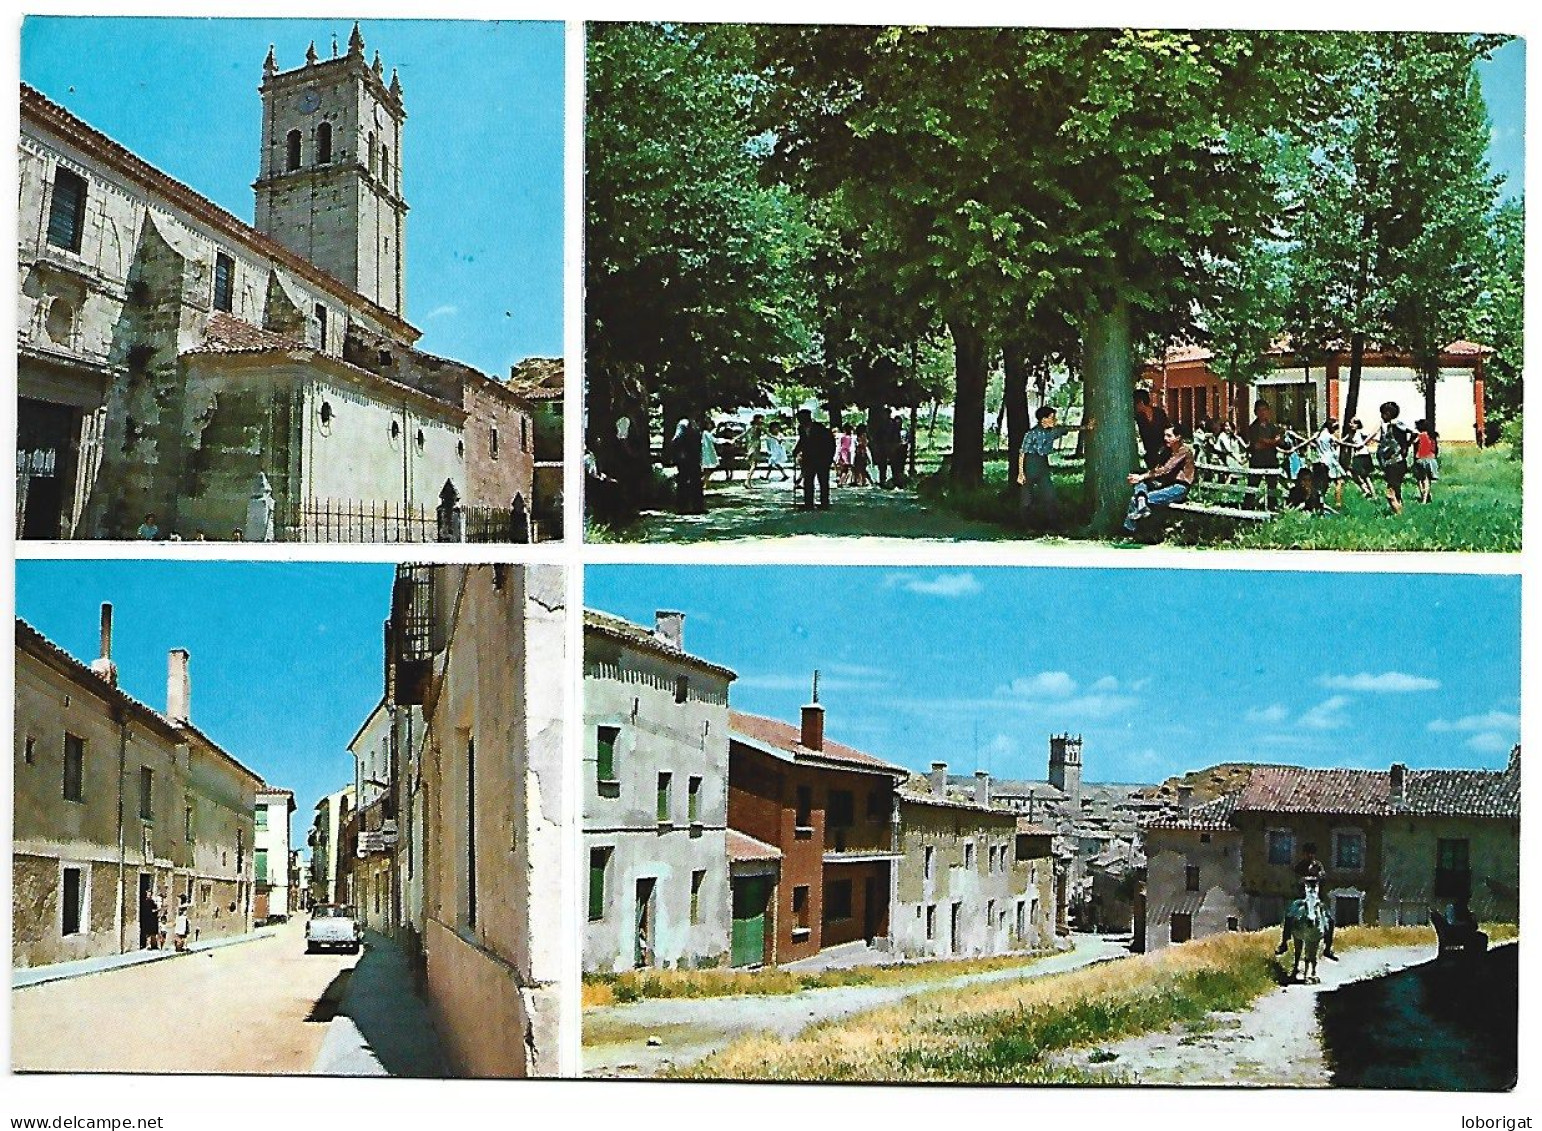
583,934,1130,1077
12,918,441,1075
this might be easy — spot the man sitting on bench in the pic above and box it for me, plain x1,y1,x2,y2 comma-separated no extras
1123,423,1196,534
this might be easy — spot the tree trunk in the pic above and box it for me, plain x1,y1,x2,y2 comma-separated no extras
1343,331,1367,425
949,317,988,487
1082,295,1138,535
1002,340,1031,484
1422,361,1438,430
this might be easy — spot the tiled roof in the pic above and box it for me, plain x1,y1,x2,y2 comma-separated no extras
1143,791,1240,831
1015,819,1057,836
1399,768,1519,819
727,829,782,862
897,788,1012,819
186,312,307,355
730,710,908,777
583,609,737,680
1236,766,1393,816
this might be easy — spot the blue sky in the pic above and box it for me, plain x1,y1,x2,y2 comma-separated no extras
1478,37,1525,199
587,566,1521,784
16,561,394,852
21,17,564,377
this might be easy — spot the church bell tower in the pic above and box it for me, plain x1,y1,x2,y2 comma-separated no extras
253,23,407,315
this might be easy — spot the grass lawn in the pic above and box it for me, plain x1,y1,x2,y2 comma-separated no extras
924,443,1520,552
669,925,1516,1083
582,950,1058,1009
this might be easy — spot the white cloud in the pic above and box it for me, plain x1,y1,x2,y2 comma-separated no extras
1247,703,1289,725
1429,710,1521,734
884,572,981,598
1319,671,1440,693
1000,671,1078,699
1059,693,1138,719
426,304,459,320
1465,732,1515,755
1089,675,1121,692
1299,696,1352,731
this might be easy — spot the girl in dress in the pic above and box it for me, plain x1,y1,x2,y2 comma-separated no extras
835,423,856,486
1340,418,1376,500
1413,419,1440,504
852,424,873,487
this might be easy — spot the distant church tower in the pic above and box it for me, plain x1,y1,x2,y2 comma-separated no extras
1048,732,1083,812
253,24,407,315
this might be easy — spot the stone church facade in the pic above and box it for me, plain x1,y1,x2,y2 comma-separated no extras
17,27,551,541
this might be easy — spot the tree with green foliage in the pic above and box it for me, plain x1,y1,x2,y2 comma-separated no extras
584,23,818,508
1378,35,1506,431
1472,197,1524,429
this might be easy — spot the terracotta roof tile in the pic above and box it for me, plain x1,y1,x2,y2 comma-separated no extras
1236,766,1393,816
186,312,307,355
727,829,782,862
730,710,908,776
1143,791,1241,831
1399,767,1519,819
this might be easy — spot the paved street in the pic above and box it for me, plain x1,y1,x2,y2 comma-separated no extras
12,918,439,1075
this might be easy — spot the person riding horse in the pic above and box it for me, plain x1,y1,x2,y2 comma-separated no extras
1275,843,1339,961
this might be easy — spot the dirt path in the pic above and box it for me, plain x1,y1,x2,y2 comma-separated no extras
619,477,1020,544
1051,944,1434,1086
583,934,1129,1077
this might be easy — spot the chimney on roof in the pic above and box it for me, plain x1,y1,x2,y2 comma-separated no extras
974,770,991,807
167,649,191,725
930,761,948,797
1177,785,1194,814
1390,762,1406,803
653,610,685,651
88,602,118,687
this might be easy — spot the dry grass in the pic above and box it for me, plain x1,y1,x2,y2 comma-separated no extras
672,926,1514,1083
582,951,1056,1009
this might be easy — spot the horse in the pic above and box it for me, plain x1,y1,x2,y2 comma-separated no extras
1283,876,1330,984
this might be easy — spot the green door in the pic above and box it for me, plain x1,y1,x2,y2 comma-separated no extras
731,876,771,967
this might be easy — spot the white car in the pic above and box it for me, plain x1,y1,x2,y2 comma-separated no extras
305,904,362,954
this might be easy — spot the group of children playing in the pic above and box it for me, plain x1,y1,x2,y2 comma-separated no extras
1196,401,1441,516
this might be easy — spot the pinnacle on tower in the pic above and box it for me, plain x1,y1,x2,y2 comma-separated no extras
389,68,402,98
305,41,318,65
263,44,277,77
348,22,365,58
331,33,339,58
373,50,384,77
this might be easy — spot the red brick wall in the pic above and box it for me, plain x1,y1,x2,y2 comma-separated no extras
463,381,534,510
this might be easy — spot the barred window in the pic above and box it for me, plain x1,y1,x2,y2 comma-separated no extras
46,168,87,252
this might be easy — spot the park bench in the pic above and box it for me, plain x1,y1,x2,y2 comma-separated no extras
1165,461,1284,523
1431,908,1488,961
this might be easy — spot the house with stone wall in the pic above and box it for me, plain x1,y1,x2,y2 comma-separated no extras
16,27,550,542
389,564,563,1077
893,764,1053,958
583,610,735,972
13,606,262,968
1139,754,1521,952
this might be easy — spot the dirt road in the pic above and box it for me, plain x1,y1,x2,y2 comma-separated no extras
12,918,356,1074
583,935,1130,1077
1050,943,1437,1085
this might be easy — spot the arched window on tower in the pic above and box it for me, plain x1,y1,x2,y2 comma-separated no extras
317,122,332,165
381,146,391,190
285,130,301,172
368,131,377,176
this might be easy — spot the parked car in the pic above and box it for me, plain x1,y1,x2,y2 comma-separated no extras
305,904,362,954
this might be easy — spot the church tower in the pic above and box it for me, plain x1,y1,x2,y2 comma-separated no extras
253,24,407,315
1048,732,1083,813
